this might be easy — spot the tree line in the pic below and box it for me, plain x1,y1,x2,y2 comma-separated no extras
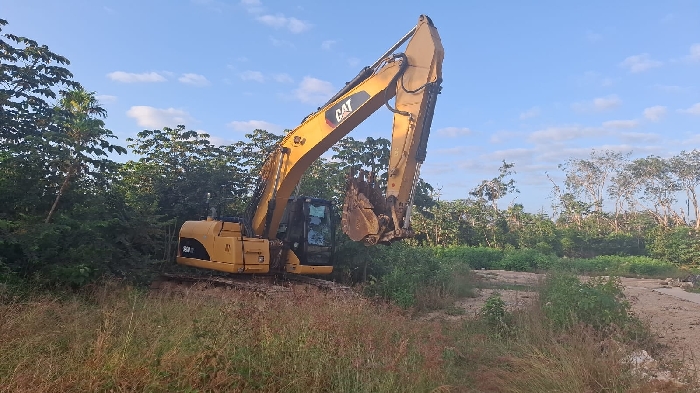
2,18,699,288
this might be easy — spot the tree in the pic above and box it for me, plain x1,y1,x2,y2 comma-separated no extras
624,156,681,227
45,87,126,223
559,149,629,213
0,18,79,219
469,160,519,212
669,150,700,228
122,125,247,221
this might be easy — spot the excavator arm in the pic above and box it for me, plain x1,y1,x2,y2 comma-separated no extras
246,14,444,246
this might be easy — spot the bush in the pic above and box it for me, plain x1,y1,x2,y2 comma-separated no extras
360,244,477,309
434,246,504,270
539,272,633,331
501,249,556,272
362,244,448,308
480,292,513,337
552,255,678,277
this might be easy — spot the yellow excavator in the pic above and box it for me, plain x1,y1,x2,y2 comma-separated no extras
176,14,444,276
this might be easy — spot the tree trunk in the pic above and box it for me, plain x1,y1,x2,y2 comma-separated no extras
45,164,76,224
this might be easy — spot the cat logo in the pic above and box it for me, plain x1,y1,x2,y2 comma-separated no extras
325,91,370,128
335,99,353,123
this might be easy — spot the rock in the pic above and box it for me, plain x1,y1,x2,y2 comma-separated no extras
680,281,694,289
627,349,656,369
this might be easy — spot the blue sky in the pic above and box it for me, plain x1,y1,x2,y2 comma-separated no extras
2,0,699,212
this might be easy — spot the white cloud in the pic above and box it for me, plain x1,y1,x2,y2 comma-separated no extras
239,70,265,82
107,71,166,83
294,76,334,105
678,103,700,115
602,119,639,129
321,40,336,50
286,17,311,33
269,36,294,48
618,132,660,144
126,106,194,129
227,120,282,133
490,131,525,144
619,53,662,73
256,13,311,33
482,147,534,163
528,126,603,143
577,71,615,88
273,73,293,83
571,95,622,113
240,0,263,13
96,94,117,104
688,43,700,62
437,127,473,137
434,147,467,155
643,106,667,121
178,73,210,87
519,106,540,120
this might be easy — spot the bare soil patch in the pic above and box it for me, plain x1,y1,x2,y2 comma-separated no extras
447,269,700,376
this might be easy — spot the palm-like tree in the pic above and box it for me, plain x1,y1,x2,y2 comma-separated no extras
45,87,124,223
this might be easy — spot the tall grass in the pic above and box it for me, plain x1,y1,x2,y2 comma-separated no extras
1,274,694,392
0,282,447,392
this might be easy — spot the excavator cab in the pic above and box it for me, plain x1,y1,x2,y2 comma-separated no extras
276,197,334,267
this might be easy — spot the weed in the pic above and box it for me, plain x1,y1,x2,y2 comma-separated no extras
480,292,513,337
539,272,636,333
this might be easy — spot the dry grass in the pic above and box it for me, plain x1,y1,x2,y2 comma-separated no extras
0,282,448,392
0,279,696,393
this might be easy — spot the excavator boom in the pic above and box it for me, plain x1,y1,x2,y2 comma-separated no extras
248,14,444,246
176,15,444,276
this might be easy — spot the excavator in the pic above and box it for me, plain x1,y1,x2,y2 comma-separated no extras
176,14,444,276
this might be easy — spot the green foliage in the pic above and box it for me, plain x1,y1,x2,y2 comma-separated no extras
501,248,557,271
122,125,250,221
539,272,633,331
554,255,677,277
435,246,504,269
362,243,446,308
480,292,513,337
645,226,700,266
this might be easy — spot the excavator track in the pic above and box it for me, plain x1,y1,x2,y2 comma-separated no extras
155,272,357,297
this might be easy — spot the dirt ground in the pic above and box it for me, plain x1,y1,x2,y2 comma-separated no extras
451,269,700,375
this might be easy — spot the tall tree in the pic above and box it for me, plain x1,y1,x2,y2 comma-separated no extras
0,18,79,218
558,149,629,213
45,87,126,223
669,150,700,228
623,155,681,227
122,125,247,221
469,160,518,212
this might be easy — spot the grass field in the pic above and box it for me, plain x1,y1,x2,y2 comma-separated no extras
1,272,695,392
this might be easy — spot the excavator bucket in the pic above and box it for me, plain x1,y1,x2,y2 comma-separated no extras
341,170,381,245
341,169,413,246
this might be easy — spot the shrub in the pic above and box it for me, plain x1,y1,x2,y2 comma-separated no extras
434,246,504,270
501,249,556,272
539,272,633,331
480,292,513,337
